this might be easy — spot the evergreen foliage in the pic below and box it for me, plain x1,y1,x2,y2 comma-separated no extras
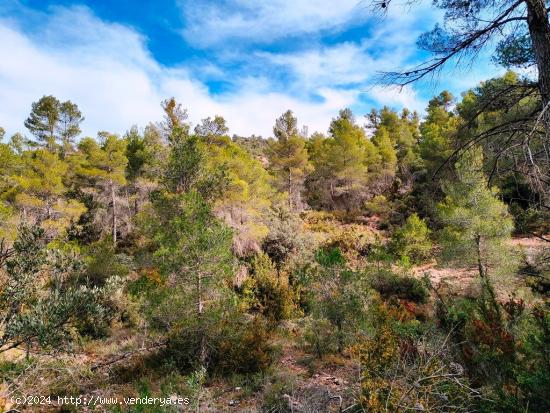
1,81,549,412
390,213,432,264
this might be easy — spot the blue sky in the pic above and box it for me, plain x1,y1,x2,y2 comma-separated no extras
0,0,504,138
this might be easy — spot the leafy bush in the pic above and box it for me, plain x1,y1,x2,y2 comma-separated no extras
0,225,118,354
370,269,428,303
437,293,550,412
357,303,478,412
302,317,338,359
213,315,273,375
304,248,370,354
324,224,373,260
164,312,272,375
513,306,550,412
239,252,294,322
390,213,432,264
315,247,345,267
364,194,392,217
82,238,129,287
261,206,305,272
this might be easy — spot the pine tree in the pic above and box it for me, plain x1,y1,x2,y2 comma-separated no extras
24,96,83,153
160,97,189,140
267,110,312,211
206,138,273,256
125,125,166,214
371,126,397,188
165,133,207,194
437,147,514,312
150,191,234,369
76,135,127,245
11,149,85,237
57,100,84,154
390,213,432,264
24,95,60,151
325,109,371,210
419,91,456,176
194,115,229,144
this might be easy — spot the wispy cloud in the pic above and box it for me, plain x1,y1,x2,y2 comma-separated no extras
0,6,357,138
0,2,505,141
258,43,375,89
369,86,425,112
179,0,369,47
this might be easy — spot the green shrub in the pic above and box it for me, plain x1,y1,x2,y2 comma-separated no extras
0,225,118,353
213,315,273,375
315,247,345,267
365,194,392,216
240,253,294,322
324,225,372,260
357,302,478,412
164,313,272,376
82,237,129,287
390,213,432,264
307,248,370,353
302,317,338,359
261,372,296,413
370,269,428,303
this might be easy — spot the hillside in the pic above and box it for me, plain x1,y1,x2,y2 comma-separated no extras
1,81,550,413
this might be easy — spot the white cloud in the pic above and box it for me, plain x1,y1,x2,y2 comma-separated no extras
369,85,426,113
259,43,375,89
250,1,443,95
0,11,162,138
179,0,369,47
0,7,357,139
257,39,412,93
0,3,505,142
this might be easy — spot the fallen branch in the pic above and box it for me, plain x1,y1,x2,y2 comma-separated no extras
90,340,167,372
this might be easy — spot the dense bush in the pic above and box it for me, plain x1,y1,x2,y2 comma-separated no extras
302,317,338,359
438,292,550,412
301,248,370,355
390,213,432,264
213,315,273,375
369,269,428,303
239,252,294,322
359,333,478,412
0,226,118,354
82,237,129,287
164,312,273,375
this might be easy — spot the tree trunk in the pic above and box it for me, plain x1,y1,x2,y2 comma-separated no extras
330,180,336,209
111,180,117,246
526,0,550,134
475,235,485,279
197,272,206,368
288,169,292,210
476,235,501,318
49,128,55,153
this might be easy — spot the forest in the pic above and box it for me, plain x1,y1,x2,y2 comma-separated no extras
1,0,550,411
0,69,549,412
